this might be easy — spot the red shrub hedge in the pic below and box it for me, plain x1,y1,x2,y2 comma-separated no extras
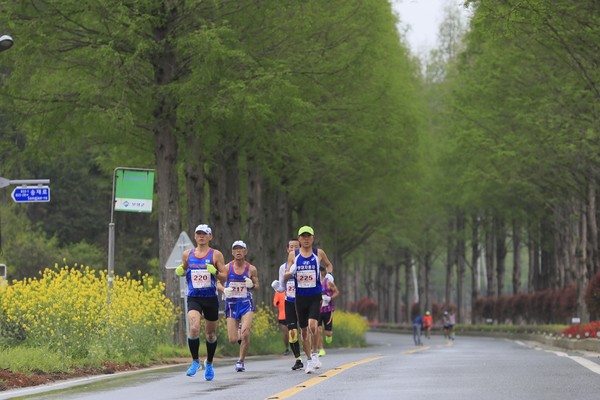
585,270,600,318
349,297,378,321
472,285,577,324
562,321,600,338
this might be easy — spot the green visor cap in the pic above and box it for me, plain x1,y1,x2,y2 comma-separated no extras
298,226,314,236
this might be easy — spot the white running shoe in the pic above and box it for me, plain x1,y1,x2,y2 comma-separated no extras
305,359,315,374
312,353,321,369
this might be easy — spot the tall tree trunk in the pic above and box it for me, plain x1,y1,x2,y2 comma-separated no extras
404,249,413,323
445,217,455,306
470,213,480,323
396,255,404,324
456,210,466,323
208,145,240,250
588,181,599,279
417,257,424,316
350,259,360,311
246,161,271,304
577,200,589,323
529,227,541,292
184,146,205,232
264,186,292,303
424,250,432,315
155,122,182,344
553,204,570,289
512,220,521,295
152,6,183,344
495,216,506,296
485,218,496,297
540,215,553,290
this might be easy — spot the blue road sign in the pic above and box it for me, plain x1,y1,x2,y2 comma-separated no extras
11,186,51,203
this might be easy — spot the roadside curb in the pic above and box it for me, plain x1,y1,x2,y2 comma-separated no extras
369,327,600,354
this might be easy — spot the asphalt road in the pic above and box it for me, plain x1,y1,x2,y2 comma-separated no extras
3,332,600,400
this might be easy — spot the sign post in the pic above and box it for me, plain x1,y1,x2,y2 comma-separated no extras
0,178,50,189
0,263,6,287
107,168,154,306
0,176,51,257
164,231,195,336
11,186,50,203
113,169,155,213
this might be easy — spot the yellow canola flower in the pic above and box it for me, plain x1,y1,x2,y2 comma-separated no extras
0,263,176,360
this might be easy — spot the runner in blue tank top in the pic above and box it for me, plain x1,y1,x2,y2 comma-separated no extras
284,226,334,374
270,239,304,370
175,224,226,381
221,240,259,372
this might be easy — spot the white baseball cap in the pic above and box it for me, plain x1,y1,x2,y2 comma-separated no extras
232,240,247,250
195,224,212,234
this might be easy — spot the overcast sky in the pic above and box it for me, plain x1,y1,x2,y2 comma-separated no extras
391,0,472,54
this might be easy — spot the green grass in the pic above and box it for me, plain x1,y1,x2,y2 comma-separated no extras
0,310,368,374
154,344,190,358
0,346,71,373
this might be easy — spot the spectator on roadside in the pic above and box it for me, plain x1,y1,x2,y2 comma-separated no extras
412,313,424,346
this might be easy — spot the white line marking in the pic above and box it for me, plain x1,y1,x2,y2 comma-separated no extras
546,350,600,375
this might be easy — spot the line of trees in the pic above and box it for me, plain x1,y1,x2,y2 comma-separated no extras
1,0,600,334
0,1,422,340
398,0,600,325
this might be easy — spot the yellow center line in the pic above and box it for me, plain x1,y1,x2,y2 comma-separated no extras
403,345,431,354
265,356,384,400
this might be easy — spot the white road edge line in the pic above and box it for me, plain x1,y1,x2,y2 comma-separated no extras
547,349,600,375
513,340,600,376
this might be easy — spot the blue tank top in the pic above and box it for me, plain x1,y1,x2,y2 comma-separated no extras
293,248,322,296
186,248,217,297
225,261,252,304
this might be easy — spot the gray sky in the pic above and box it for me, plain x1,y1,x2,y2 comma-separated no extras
391,0,471,53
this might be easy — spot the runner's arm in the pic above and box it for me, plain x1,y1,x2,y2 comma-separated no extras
318,249,334,274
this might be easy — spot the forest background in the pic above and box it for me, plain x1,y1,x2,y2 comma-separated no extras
1,0,599,341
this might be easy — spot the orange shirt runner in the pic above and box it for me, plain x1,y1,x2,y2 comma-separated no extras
273,291,286,321
423,314,433,328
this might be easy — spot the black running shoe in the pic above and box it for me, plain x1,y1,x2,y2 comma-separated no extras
291,359,304,371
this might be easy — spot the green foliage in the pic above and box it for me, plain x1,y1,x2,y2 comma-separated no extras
328,311,369,347
444,0,600,218
0,206,62,279
0,346,70,374
0,0,427,308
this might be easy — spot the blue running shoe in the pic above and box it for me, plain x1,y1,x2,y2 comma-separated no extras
186,360,200,376
235,360,245,372
204,361,215,381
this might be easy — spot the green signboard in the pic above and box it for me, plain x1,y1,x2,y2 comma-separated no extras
114,169,154,213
